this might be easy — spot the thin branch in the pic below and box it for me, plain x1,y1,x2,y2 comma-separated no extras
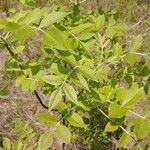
130,13,150,30
128,110,148,121
99,109,138,144
0,37,15,57
34,90,48,110
107,100,148,121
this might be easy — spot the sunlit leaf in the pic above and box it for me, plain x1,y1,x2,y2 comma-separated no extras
63,83,78,103
56,125,71,144
3,137,11,150
49,89,62,111
37,113,57,127
37,132,53,150
42,75,63,86
108,103,128,118
40,12,69,28
117,133,130,148
104,122,118,132
67,113,86,128
131,34,143,52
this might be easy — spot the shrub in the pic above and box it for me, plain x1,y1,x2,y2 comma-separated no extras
0,2,150,150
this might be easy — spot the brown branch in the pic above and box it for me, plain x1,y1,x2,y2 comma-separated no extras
34,90,48,110
0,36,50,110
0,37,15,57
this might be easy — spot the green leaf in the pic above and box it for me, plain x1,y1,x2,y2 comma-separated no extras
16,76,37,92
37,132,53,150
144,105,150,118
122,87,144,108
21,78,31,92
26,8,43,25
124,74,132,86
40,12,69,28
12,26,36,42
67,113,86,128
131,34,143,52
144,83,150,95
117,133,130,148
77,74,90,91
42,75,63,86
65,38,79,51
14,140,22,150
19,0,25,5
116,87,126,101
56,125,71,144
3,137,11,150
95,15,105,31
56,102,68,113
58,50,77,65
106,26,116,39
6,22,22,32
43,27,67,50
50,63,68,77
49,89,62,111
124,53,138,66
133,118,150,140
31,64,40,76
78,66,95,81
113,43,122,56
108,16,116,26
0,88,9,97
108,103,128,118
140,66,149,77
13,118,29,133
16,76,26,87
80,40,95,56
63,83,77,103
15,45,25,54
132,145,139,150
0,19,7,29
104,122,118,132
37,113,57,127
74,101,89,111
71,23,94,34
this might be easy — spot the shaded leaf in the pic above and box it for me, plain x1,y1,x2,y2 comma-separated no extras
0,88,9,97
